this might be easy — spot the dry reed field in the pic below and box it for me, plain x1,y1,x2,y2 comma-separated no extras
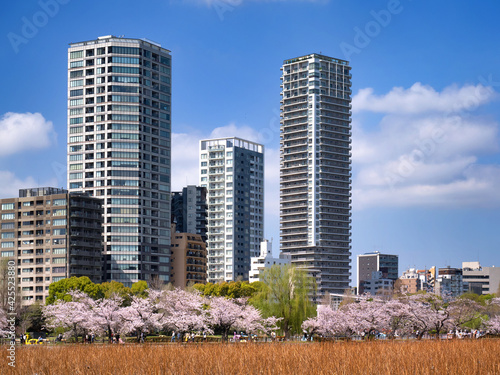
3,339,500,374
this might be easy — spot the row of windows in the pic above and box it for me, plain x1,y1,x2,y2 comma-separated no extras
110,133,139,140
109,236,139,242
110,198,139,205
109,207,139,214
109,226,139,233
109,180,140,187
111,95,140,103
108,56,140,65
109,189,139,196
108,66,140,74
110,254,139,261
109,245,139,252
108,170,140,177
109,151,140,159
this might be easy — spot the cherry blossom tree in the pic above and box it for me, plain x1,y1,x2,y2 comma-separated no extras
0,307,10,337
259,316,282,336
120,289,164,341
383,299,414,337
85,294,129,342
448,298,483,330
302,304,350,338
485,315,500,334
232,300,280,336
158,288,209,336
206,296,250,341
343,299,390,338
43,291,92,342
402,293,453,339
484,298,500,333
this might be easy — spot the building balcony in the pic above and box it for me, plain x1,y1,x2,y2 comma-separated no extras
280,222,308,230
280,188,308,197
280,195,308,204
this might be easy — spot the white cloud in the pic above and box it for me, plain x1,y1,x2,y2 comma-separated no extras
0,112,56,156
353,83,496,114
351,83,500,209
0,170,58,199
354,165,500,209
210,123,260,142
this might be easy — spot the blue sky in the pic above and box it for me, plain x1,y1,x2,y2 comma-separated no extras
1,0,500,285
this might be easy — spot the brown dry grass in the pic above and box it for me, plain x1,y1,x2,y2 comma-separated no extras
2,339,500,374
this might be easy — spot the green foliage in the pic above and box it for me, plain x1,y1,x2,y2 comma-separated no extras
46,277,148,305
463,314,488,330
46,277,103,304
131,281,149,297
251,264,316,338
101,281,132,299
459,292,496,306
21,302,46,332
193,281,260,299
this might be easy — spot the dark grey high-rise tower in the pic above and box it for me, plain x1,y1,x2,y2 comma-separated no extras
67,36,172,287
280,54,352,298
171,185,208,242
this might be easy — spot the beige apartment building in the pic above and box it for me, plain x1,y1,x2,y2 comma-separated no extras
170,224,207,287
0,187,103,305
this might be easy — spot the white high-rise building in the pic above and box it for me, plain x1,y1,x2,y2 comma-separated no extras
67,35,172,287
280,54,352,297
199,137,264,282
249,240,290,283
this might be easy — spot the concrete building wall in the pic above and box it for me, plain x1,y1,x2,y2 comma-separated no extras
0,187,103,305
249,240,290,283
170,224,207,287
462,262,500,295
171,186,207,243
357,252,398,295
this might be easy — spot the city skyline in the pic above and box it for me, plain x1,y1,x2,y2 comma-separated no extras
1,1,500,286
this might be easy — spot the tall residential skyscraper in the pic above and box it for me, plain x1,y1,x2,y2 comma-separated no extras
67,36,172,287
280,54,352,297
199,138,264,283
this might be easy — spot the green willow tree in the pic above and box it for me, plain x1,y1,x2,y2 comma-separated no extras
251,264,316,339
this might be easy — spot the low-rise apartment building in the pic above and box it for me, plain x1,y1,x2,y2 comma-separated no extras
0,187,103,305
